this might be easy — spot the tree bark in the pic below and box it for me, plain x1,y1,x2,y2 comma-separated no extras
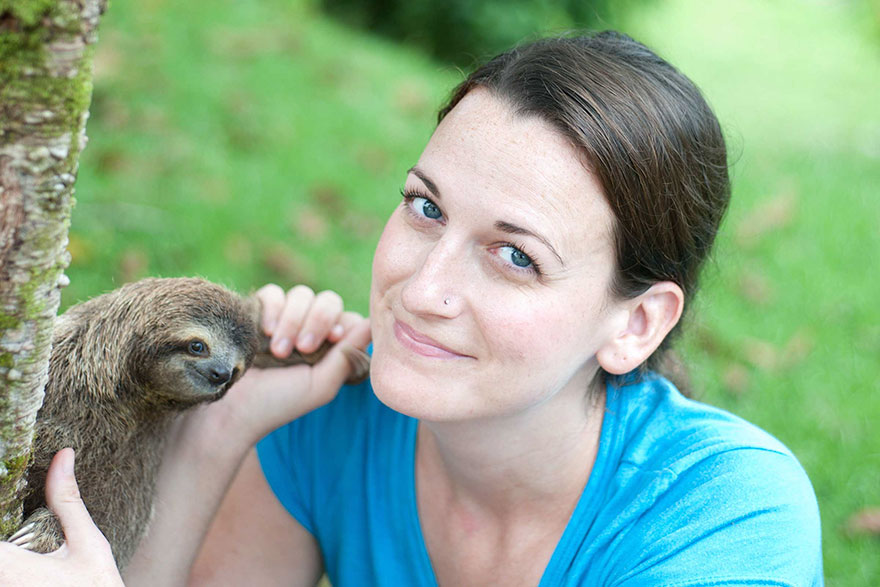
0,0,105,538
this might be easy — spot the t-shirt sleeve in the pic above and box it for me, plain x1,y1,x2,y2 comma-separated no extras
255,380,372,537
256,412,318,534
609,446,823,587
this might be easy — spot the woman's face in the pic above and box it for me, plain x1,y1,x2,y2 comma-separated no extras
369,89,624,422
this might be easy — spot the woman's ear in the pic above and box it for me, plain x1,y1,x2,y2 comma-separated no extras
596,282,684,375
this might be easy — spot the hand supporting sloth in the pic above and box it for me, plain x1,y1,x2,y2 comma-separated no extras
203,283,372,443
0,450,123,586
0,282,371,585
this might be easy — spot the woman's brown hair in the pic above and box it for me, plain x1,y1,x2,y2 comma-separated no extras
439,31,731,377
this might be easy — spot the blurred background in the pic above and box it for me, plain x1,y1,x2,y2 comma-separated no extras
66,0,879,583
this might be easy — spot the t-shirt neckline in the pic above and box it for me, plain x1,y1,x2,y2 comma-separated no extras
401,382,623,585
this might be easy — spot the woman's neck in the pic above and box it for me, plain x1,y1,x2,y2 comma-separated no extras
416,383,606,521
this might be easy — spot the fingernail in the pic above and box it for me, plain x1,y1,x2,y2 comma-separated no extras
273,337,291,356
298,332,315,350
331,324,344,338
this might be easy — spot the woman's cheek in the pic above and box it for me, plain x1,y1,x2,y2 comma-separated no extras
480,301,558,362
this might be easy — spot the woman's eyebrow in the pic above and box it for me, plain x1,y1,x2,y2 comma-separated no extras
495,220,565,267
407,166,441,199
409,165,564,267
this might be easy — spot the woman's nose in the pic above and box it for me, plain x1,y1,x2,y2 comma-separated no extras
400,236,466,317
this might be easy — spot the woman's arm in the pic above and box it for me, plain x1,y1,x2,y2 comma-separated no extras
188,450,323,586
123,284,371,585
0,284,369,586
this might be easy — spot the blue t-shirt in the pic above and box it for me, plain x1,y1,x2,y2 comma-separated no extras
257,374,823,586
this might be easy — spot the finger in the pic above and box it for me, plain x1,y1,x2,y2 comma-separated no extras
254,284,286,336
328,311,366,343
44,449,111,553
296,290,344,353
309,318,372,406
271,285,315,357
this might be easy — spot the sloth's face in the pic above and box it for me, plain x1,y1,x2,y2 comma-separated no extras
146,322,252,408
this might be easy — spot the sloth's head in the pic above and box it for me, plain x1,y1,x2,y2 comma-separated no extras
114,278,259,409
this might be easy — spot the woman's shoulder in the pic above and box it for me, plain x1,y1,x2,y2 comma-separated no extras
585,373,823,584
608,372,799,473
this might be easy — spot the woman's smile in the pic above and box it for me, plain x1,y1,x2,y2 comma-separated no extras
393,319,473,360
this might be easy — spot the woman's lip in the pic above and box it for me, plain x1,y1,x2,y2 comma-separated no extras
393,320,470,359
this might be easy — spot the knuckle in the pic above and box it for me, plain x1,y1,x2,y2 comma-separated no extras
256,283,284,300
317,289,344,307
287,284,314,299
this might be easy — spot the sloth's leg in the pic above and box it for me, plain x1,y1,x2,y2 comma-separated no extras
9,507,64,553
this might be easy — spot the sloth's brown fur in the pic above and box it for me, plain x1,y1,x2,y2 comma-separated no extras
21,277,260,569
17,276,370,569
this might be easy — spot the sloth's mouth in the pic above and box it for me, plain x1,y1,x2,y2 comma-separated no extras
184,361,238,397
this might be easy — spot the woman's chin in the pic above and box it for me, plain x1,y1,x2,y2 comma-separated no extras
370,352,472,422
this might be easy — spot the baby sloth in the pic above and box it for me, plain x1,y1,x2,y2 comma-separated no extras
13,277,258,569
9,277,369,570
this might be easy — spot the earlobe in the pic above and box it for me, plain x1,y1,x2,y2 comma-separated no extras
596,282,684,375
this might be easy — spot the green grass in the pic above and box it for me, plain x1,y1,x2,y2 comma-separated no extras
69,0,456,313
68,0,879,583
624,1,880,583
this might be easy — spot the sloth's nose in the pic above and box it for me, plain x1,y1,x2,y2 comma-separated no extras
207,366,232,385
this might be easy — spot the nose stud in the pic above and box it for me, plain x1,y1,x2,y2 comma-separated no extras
444,298,451,306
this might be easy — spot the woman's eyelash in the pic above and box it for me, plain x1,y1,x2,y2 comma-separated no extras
400,187,431,204
400,188,443,222
399,187,543,277
499,241,544,276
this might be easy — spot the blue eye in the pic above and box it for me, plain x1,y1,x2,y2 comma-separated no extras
413,197,442,220
498,245,533,269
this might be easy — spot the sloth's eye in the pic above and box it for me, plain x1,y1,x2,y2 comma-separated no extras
188,340,208,356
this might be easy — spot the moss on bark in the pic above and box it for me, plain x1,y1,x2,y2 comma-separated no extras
0,0,105,538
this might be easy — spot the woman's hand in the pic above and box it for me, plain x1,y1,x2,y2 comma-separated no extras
0,448,124,587
122,284,370,586
189,284,372,445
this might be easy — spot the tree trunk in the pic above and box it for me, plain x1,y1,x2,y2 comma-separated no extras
0,0,105,538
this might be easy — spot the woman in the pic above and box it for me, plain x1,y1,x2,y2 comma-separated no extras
1,32,823,585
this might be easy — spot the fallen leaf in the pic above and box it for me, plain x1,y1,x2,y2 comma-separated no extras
290,206,329,241
223,234,254,266
393,79,431,115
738,269,774,305
66,233,94,265
197,176,231,204
693,323,734,361
357,145,392,176
310,184,346,216
341,210,382,240
262,243,315,285
208,27,302,59
117,249,149,283
94,148,131,174
742,337,780,372
845,507,880,536
722,363,750,396
735,183,798,248
92,31,123,81
781,329,815,368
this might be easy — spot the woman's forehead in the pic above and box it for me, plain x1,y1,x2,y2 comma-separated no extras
412,90,615,255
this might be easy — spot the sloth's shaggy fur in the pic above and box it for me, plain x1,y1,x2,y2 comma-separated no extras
21,277,259,569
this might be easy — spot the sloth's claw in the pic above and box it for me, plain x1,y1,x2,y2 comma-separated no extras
8,523,35,545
